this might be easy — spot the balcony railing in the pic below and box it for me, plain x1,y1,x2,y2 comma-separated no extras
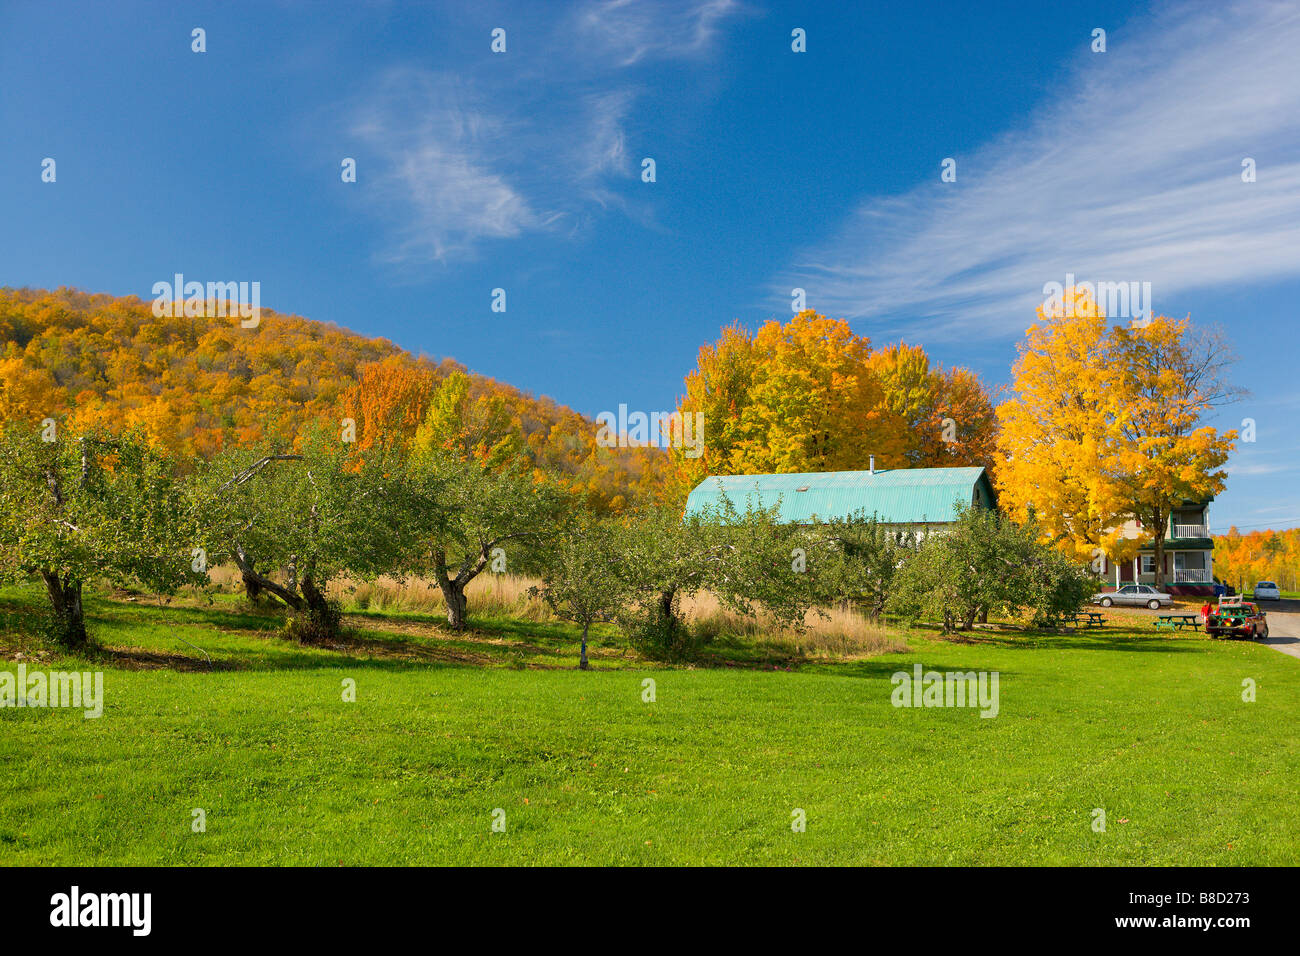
1171,524,1208,538
1174,569,1211,583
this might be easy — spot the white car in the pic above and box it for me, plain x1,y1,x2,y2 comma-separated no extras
1091,584,1173,610
1253,581,1282,601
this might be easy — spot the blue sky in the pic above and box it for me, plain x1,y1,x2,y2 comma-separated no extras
1,0,1297,530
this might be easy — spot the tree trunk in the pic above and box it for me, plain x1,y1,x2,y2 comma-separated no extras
241,568,263,603
579,622,590,670
41,571,88,648
232,544,304,610
440,578,468,629
300,573,339,640
233,547,264,602
869,585,886,621
433,546,489,631
658,587,678,635
1150,507,1168,589
301,574,328,615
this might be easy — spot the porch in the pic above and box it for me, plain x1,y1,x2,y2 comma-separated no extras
1102,547,1215,592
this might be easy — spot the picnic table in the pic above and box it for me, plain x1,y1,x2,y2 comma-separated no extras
1156,613,1201,631
1067,611,1105,628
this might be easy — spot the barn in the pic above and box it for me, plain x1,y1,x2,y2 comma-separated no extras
683,465,996,534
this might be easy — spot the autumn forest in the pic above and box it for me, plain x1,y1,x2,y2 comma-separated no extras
0,286,1001,511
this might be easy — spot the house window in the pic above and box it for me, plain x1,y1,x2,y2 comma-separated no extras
1141,555,1155,574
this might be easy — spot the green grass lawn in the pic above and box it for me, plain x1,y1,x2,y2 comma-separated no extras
2,584,1297,866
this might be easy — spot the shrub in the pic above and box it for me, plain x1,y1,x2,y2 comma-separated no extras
620,591,703,662
1021,550,1099,627
33,604,93,651
887,504,1097,633
281,598,344,645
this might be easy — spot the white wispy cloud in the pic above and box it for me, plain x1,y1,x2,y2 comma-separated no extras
572,0,739,66
1227,461,1293,478
350,70,543,262
350,1,739,262
786,0,1300,339
575,90,633,181
1226,443,1296,478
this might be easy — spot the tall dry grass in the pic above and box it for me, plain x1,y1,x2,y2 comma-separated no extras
205,564,903,658
333,576,900,656
334,576,902,656
331,573,555,621
679,592,907,659
204,564,244,589
202,564,553,619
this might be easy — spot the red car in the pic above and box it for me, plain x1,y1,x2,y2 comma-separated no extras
1206,601,1269,639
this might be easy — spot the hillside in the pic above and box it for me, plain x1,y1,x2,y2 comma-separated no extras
0,287,668,509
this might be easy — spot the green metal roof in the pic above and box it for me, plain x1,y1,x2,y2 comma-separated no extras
1139,538,1214,551
683,466,995,525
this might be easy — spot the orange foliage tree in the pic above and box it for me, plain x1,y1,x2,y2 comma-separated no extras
669,311,998,494
1214,528,1300,594
995,288,1240,586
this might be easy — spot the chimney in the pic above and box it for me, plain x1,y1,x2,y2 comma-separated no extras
869,455,875,475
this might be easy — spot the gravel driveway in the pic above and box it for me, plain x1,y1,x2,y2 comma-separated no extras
1255,597,1300,659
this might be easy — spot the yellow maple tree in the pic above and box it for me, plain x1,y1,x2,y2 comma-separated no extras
996,288,1239,584
670,311,996,492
